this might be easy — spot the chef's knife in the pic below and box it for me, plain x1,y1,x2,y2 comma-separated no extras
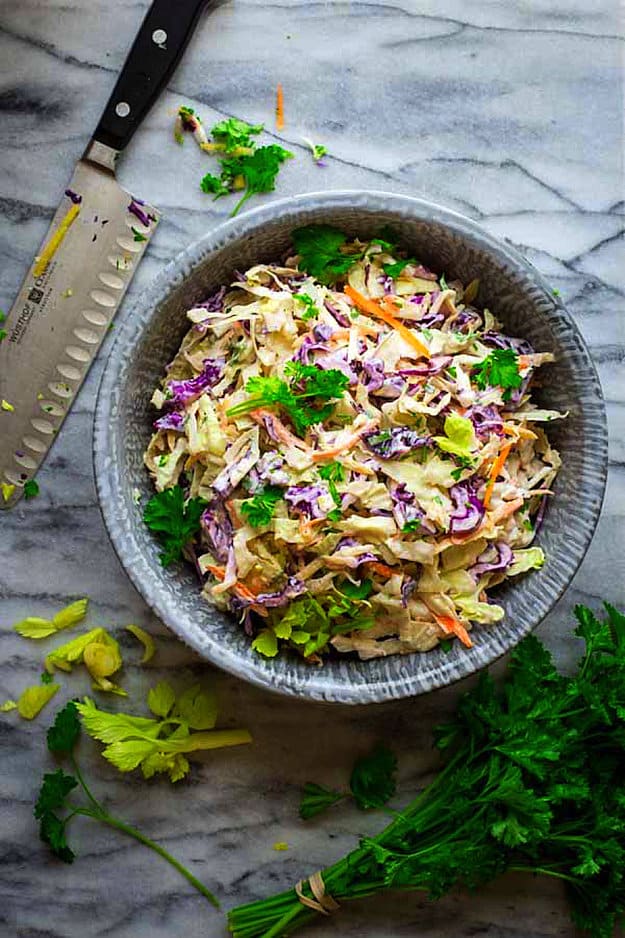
0,0,212,509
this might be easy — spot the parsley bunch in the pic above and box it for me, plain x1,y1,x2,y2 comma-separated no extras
35,702,220,907
143,486,207,567
226,364,349,436
228,604,625,938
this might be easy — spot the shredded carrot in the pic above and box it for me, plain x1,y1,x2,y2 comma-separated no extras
483,442,513,509
343,286,431,359
517,355,532,370
275,83,284,131
489,496,524,523
434,614,473,649
329,321,379,343
206,564,266,611
311,422,376,462
365,561,397,578
251,409,311,451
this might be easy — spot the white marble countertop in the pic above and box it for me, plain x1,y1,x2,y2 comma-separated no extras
1,1,623,936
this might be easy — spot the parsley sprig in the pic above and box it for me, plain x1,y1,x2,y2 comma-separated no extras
226,364,349,436
36,702,220,907
143,486,207,567
300,744,397,819
292,225,362,284
240,486,283,528
229,603,625,938
201,141,293,216
473,348,523,400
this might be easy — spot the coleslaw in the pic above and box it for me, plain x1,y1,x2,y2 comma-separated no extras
144,229,564,662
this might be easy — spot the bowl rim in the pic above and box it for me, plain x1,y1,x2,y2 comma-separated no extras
94,189,608,704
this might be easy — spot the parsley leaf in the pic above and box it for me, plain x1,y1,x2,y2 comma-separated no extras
402,519,423,533
294,293,319,320
131,227,147,242
210,117,263,151
350,745,397,810
317,461,345,483
300,782,345,820
47,701,81,753
473,348,523,400
230,604,625,938
200,172,230,197
39,804,76,863
240,486,283,527
230,145,293,216
383,258,416,278
23,479,39,499
35,768,78,819
300,744,396,821
227,367,348,436
340,578,373,601
143,486,207,567
292,225,360,284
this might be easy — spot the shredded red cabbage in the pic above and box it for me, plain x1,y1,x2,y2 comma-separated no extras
201,499,233,563
167,358,225,406
364,428,431,459
470,542,513,577
153,411,185,431
449,481,485,535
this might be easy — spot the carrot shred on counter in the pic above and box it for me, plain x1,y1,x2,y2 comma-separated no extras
434,614,473,649
343,286,431,359
483,442,513,509
275,83,285,131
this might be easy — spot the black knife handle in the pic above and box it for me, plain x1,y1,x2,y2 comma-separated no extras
93,0,212,152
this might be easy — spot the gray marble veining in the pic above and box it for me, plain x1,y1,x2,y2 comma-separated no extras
0,1,623,936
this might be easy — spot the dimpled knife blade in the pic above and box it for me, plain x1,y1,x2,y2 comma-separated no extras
0,155,159,509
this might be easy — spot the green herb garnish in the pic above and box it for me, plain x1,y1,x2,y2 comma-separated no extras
294,293,319,320
131,227,147,242
226,145,293,216
240,486,283,528
23,479,39,500
402,519,422,533
292,225,360,284
143,485,207,567
211,117,263,151
383,258,415,278
200,172,230,197
227,366,348,436
299,744,397,820
473,348,523,400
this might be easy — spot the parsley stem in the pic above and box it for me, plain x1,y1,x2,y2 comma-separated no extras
70,753,101,812
231,189,253,217
509,865,581,885
77,808,220,909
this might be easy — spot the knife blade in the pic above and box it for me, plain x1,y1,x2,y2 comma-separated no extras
0,0,212,509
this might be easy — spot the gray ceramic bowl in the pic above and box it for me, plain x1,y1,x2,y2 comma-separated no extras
94,190,607,704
